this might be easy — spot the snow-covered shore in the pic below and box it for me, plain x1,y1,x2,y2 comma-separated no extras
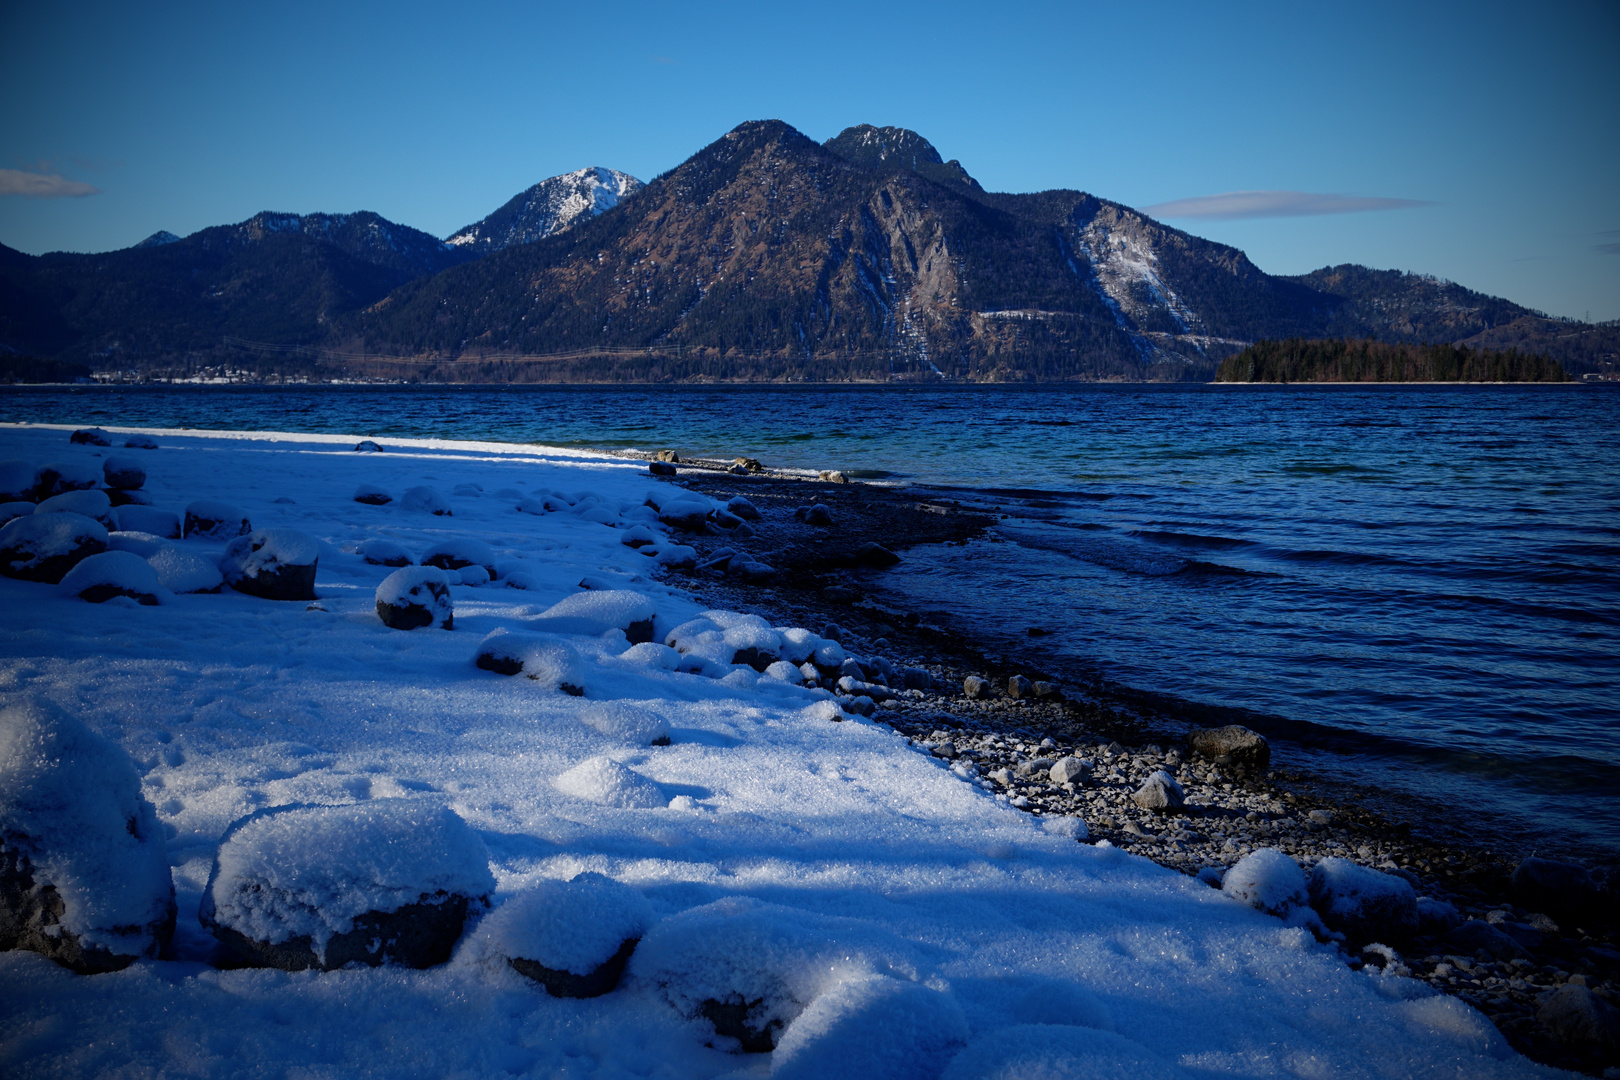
0,423,1555,1078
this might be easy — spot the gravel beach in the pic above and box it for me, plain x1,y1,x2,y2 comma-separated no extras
645,451,1620,1077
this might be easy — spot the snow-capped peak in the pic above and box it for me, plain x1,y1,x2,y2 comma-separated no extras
446,167,643,253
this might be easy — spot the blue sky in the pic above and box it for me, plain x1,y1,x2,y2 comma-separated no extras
2,0,1616,320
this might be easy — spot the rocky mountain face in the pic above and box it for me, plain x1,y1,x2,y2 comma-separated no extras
447,167,643,255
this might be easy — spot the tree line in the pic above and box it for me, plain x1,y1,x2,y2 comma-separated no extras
1215,338,1569,383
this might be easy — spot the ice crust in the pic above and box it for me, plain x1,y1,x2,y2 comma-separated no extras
0,424,1555,1080
205,801,495,955
0,700,174,953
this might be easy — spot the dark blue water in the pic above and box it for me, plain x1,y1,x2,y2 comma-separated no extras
6,383,1618,857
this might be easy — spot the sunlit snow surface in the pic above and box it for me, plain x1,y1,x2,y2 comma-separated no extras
0,424,1554,1078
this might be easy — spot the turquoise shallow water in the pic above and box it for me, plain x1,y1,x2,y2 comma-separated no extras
6,382,1618,856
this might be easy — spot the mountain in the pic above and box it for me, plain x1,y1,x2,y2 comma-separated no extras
446,167,643,255
822,125,982,192
133,231,180,249
0,211,473,365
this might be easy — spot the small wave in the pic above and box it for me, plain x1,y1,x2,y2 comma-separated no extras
1131,529,1257,551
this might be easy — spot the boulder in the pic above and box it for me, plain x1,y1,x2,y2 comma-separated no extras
36,488,118,531
531,589,657,644
900,666,932,690
1222,849,1309,917
377,567,453,630
358,539,413,567
33,460,101,499
1031,680,1063,700
107,488,151,507
183,499,251,540
725,496,761,521
399,486,452,516
654,450,680,463
115,506,181,538
59,550,164,605
123,435,158,450
1188,725,1271,771
963,676,992,700
199,802,494,971
101,456,146,490
853,542,900,567
420,538,498,580
476,874,652,998
649,461,677,477
1536,983,1620,1050
1442,919,1529,960
69,427,111,446
657,499,713,532
1415,896,1462,936
728,559,777,584
0,700,176,973
620,524,657,549
147,547,225,594
799,504,833,527
0,512,109,583
352,483,392,505
1049,757,1091,786
220,529,319,601
1510,857,1603,924
0,502,32,528
1006,675,1034,700
353,440,384,452
818,470,849,484
1132,770,1186,812
1308,858,1418,942
0,461,37,502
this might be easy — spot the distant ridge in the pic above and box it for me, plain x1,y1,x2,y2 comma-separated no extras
447,167,643,255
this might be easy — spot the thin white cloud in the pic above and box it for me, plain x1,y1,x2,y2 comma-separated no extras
0,168,100,198
1141,190,1430,220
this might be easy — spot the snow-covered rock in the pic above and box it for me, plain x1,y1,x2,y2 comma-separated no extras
122,435,158,450
200,801,494,971
772,975,968,1080
183,499,250,540
474,630,587,693
1222,849,1309,917
147,546,224,594
352,483,392,506
70,428,112,446
358,538,413,567
0,461,36,502
553,757,664,809
101,455,146,491
725,496,761,521
36,488,118,531
465,872,654,997
941,1024,1191,1080
376,566,453,630
0,511,108,583
33,459,100,499
578,702,672,746
114,505,181,539
58,550,166,606
531,589,656,643
0,700,176,972
400,486,452,516
0,501,33,527
420,538,497,579
220,528,319,601
1307,857,1418,942
1131,770,1185,812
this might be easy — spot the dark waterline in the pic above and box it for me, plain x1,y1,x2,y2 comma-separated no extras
6,382,1618,858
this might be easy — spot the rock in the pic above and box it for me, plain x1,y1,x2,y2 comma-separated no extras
0,512,109,583
1308,858,1418,943
353,483,392,505
731,457,764,473
931,741,957,759
107,488,151,507
1442,919,1529,960
1006,675,1034,699
420,538,498,580
353,440,384,452
101,455,146,490
1049,757,1091,785
480,874,651,998
771,976,968,1080
220,529,319,601
399,486,452,516
36,488,118,531
725,496,761,520
836,675,894,701
1187,725,1271,771
657,499,713,532
1511,857,1603,923
199,802,493,971
0,700,176,973
1415,896,1462,936
900,667,932,690
841,696,876,717
69,427,111,446
531,589,657,644
33,460,101,499
147,547,225,594
1537,983,1620,1050
963,675,992,699
59,550,164,605
376,567,454,630
359,539,413,567
818,470,849,484
1132,770,1186,812
115,506,181,538
1222,849,1309,917
123,435,158,450
649,461,677,476
712,509,744,529
654,450,680,463
728,559,777,584
799,503,833,526
183,499,251,540
0,502,32,528
475,632,586,693
853,542,900,567
731,522,755,538
1015,757,1056,777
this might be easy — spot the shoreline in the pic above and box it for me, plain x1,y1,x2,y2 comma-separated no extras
654,454,1618,1075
